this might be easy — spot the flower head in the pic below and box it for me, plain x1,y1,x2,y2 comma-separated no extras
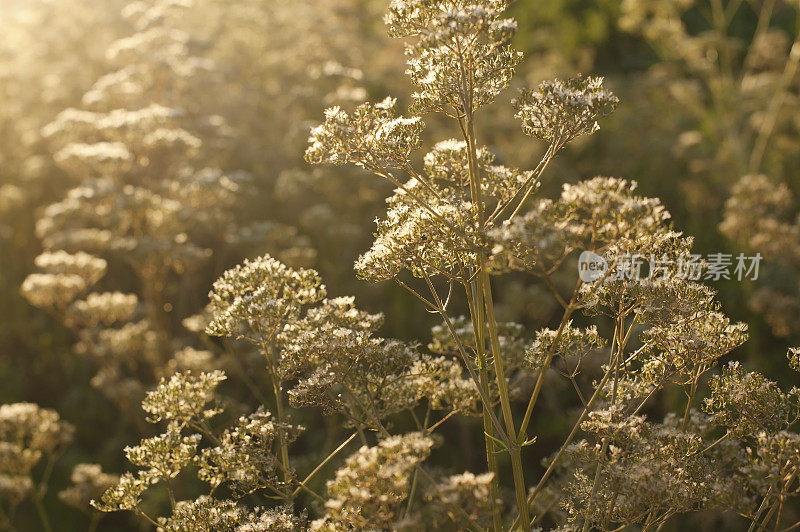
514,76,618,144
206,254,325,340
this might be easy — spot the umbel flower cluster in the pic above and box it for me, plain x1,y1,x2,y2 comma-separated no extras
0,403,75,528
40,0,800,531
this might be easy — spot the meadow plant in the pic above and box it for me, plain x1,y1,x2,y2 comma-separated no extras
300,0,797,529
0,403,75,530
9,0,800,531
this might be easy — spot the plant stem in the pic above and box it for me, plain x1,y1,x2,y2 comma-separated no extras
33,459,54,532
681,365,701,431
292,432,358,499
480,266,531,531
466,279,503,532
518,275,583,440
419,268,507,442
582,318,623,532
259,333,292,503
405,469,420,518
270,376,290,479
521,362,616,521
458,55,531,529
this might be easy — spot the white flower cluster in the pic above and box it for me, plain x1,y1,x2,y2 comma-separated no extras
355,179,480,282
386,0,521,113
20,273,89,309
562,408,720,529
491,177,671,271
53,141,133,176
704,361,800,439
642,311,748,382
58,463,119,512
67,291,139,327
206,254,326,340
385,0,512,39
280,296,474,418
514,76,619,144
422,471,498,528
311,432,434,530
123,429,201,480
196,408,303,496
0,403,74,509
526,322,604,371
305,97,424,170
158,496,245,532
42,104,182,146
141,370,226,425
157,497,305,531
34,250,107,280
168,346,218,374
424,139,534,202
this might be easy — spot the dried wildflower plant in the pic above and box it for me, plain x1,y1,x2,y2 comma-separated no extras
63,0,800,531
0,403,74,530
298,1,796,530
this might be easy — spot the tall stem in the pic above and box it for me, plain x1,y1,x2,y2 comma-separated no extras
481,267,531,531
460,71,531,529
466,280,503,532
270,372,290,479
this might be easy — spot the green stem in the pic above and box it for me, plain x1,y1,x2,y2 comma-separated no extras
291,432,358,499
460,55,531,527
749,487,774,532
466,280,503,532
34,497,52,532
134,507,160,528
271,378,290,475
480,266,531,531
519,361,616,528
681,365,701,431
259,334,292,502
405,469,420,518
756,471,798,532
582,318,624,532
